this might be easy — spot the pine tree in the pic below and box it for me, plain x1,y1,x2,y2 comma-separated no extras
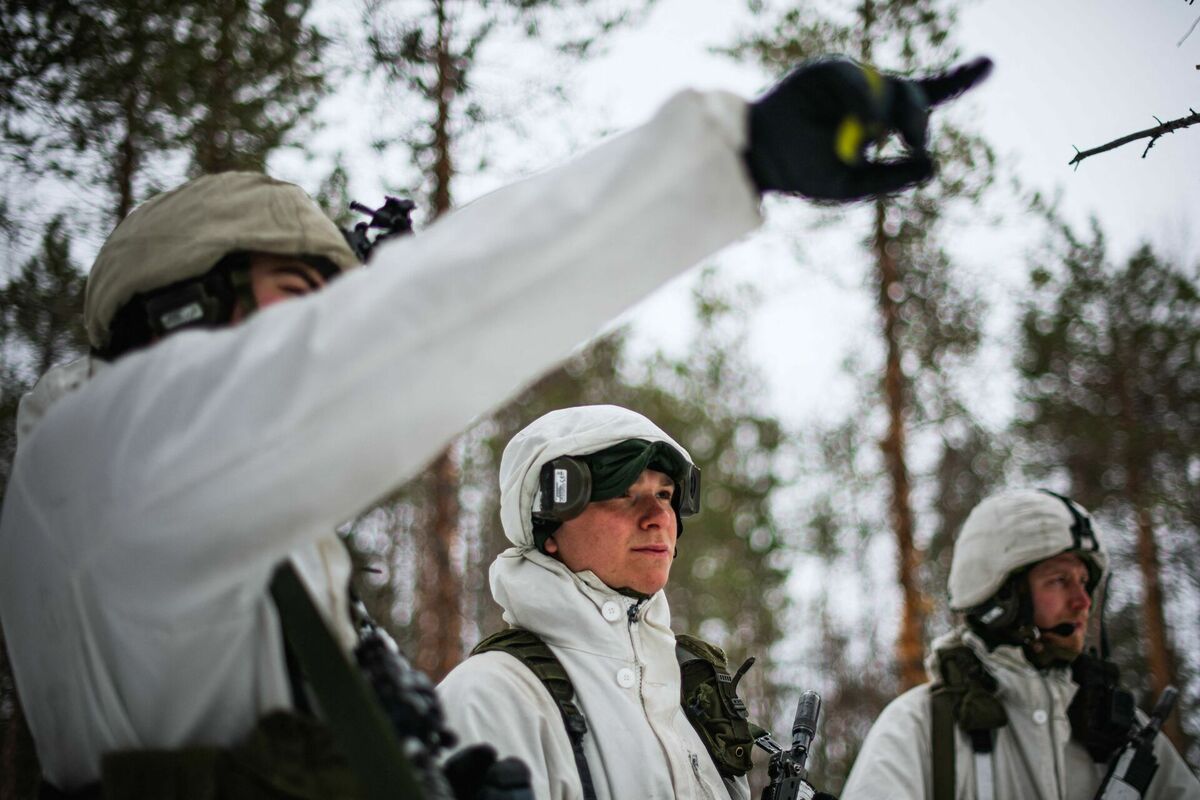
1,0,328,223
172,0,328,174
725,0,995,692
1,0,192,221
1016,215,1200,758
0,217,89,495
363,0,654,681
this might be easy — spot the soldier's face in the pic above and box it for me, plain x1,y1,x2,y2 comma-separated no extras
544,469,678,595
1028,552,1092,657
229,254,328,322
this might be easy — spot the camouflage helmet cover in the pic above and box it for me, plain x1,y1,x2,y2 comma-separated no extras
948,489,1109,611
84,172,358,348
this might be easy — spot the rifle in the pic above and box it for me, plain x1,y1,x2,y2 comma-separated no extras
760,691,824,800
273,563,533,800
1094,685,1178,800
342,196,418,262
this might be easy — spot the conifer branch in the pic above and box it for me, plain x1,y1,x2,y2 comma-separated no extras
1069,109,1200,169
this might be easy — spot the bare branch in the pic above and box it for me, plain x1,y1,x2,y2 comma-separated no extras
1068,109,1200,168
1179,11,1200,45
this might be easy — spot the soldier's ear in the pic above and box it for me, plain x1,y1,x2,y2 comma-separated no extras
543,536,560,556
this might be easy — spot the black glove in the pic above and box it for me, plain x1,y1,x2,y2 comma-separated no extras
745,56,992,200
444,744,534,800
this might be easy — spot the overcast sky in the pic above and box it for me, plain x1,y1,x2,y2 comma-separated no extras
538,0,1200,429
14,0,1195,433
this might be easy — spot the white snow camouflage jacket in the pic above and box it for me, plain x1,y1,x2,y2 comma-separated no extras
438,548,751,800
0,88,760,789
841,629,1199,800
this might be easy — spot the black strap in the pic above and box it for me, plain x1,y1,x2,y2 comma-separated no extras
1038,489,1099,554
930,695,994,799
280,633,313,716
473,629,598,800
269,561,424,800
930,688,958,800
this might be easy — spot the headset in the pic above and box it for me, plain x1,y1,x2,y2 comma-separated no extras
99,196,417,360
531,455,702,523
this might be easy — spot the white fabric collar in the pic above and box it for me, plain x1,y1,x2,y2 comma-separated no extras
489,546,672,655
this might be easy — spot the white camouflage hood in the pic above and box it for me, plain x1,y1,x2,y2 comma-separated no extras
498,405,692,548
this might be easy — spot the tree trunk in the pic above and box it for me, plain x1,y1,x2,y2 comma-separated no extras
1116,361,1183,748
412,0,464,682
114,90,139,222
873,199,926,690
430,0,453,220
201,0,235,173
413,451,463,680
1130,502,1182,746
854,0,925,691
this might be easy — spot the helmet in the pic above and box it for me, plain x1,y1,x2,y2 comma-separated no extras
948,489,1108,613
499,405,698,550
84,172,359,351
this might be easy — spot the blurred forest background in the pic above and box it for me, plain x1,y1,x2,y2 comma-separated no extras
1,0,1198,797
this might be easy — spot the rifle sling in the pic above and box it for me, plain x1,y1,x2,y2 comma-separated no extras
473,629,598,800
269,561,423,800
930,646,1006,800
931,688,958,800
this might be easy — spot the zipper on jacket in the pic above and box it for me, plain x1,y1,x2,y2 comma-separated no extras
627,597,645,627
626,597,647,706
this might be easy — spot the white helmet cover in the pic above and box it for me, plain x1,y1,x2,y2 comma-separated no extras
499,405,693,548
84,172,359,349
948,489,1109,611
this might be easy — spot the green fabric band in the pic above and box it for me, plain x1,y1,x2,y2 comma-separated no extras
580,439,689,502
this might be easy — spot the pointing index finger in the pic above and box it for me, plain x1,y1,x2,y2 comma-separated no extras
917,57,994,108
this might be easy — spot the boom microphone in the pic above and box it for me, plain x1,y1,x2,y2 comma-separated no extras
1039,622,1078,637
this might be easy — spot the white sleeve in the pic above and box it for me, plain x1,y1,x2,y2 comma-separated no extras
19,89,761,587
438,651,584,800
840,689,933,800
1146,730,1200,800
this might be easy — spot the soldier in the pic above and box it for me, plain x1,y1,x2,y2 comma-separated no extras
842,489,1199,800
440,405,786,800
1,55,989,796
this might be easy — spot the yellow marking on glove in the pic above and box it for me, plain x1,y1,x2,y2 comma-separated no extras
862,65,884,98
836,116,865,165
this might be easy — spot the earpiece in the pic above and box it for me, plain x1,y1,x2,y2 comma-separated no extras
532,457,593,523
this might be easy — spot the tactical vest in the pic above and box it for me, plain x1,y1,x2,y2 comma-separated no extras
929,645,1136,800
472,627,763,799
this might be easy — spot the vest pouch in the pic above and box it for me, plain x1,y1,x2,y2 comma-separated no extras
675,634,756,778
